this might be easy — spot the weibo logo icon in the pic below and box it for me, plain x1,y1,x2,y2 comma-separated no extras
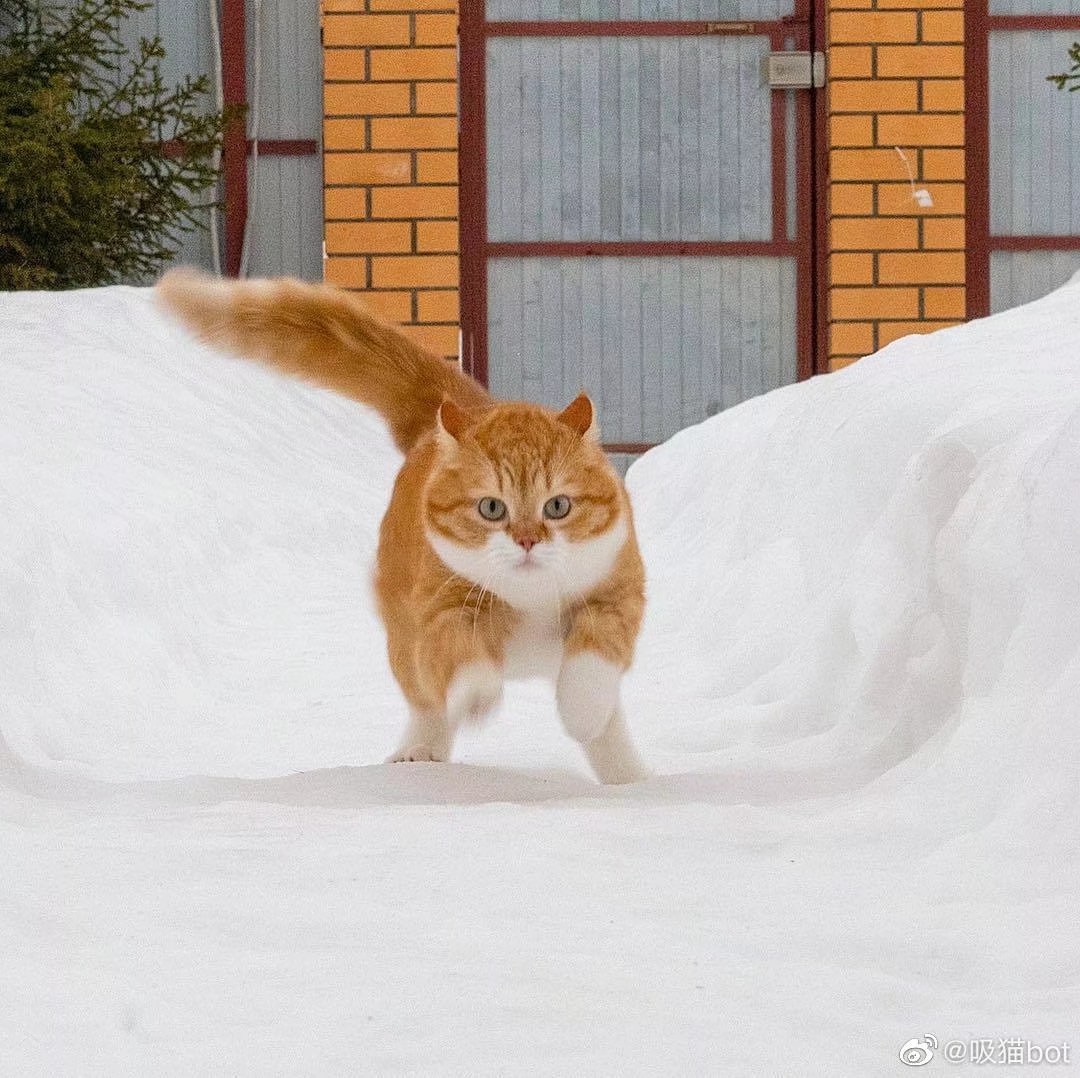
899,1035,938,1066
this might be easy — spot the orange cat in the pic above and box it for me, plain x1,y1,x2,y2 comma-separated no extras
157,270,647,783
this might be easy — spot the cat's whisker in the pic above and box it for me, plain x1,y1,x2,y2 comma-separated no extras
426,569,470,608
484,568,509,642
554,565,600,641
470,569,500,655
482,564,509,630
455,575,488,638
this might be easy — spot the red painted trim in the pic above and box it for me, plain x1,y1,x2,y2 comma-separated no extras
788,20,817,380
603,443,656,454
485,19,780,36
810,0,828,374
487,241,798,257
991,235,1080,250
253,139,319,156
163,138,317,158
221,0,247,278
459,0,488,382
966,0,991,319
987,14,1080,30
770,27,787,248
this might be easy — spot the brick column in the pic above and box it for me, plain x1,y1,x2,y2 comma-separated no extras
322,0,460,360
826,2,966,370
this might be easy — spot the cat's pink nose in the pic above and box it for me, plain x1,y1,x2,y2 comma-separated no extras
516,537,536,552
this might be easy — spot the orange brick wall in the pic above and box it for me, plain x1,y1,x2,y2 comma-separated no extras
322,0,460,360
827,0,966,370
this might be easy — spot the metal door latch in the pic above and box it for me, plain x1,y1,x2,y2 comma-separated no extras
764,51,826,89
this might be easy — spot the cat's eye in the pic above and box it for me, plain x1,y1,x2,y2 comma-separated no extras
478,497,507,521
543,495,572,520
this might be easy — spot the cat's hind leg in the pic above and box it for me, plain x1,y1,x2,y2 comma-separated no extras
582,707,648,785
387,707,453,763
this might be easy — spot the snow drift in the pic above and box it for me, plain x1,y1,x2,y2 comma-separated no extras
629,284,1080,839
1,281,1077,1075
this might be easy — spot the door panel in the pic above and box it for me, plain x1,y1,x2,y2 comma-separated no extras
488,256,796,443
460,0,819,458
990,250,1080,310
486,37,776,242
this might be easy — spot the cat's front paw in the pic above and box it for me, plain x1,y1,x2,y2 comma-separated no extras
386,745,446,763
446,660,504,725
556,652,622,743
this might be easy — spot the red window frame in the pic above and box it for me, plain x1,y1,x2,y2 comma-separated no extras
219,0,319,278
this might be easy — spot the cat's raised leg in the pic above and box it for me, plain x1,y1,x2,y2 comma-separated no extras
556,651,622,743
556,653,648,784
557,571,647,785
582,707,648,785
387,707,452,763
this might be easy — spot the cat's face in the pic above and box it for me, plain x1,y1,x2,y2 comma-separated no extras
424,396,628,612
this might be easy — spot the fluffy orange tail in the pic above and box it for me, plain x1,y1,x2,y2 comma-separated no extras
156,269,491,453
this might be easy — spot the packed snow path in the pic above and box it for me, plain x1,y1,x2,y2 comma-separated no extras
1,283,1078,1075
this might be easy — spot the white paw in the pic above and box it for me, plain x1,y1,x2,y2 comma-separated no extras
583,708,649,785
386,745,445,763
446,660,503,725
556,652,622,743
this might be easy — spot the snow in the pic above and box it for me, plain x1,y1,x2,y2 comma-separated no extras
2,282,1079,1075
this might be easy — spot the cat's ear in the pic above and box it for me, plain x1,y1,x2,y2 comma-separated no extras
557,393,598,440
437,397,470,442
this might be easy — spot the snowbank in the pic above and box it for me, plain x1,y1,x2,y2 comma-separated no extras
629,281,1080,840
1,282,1077,1075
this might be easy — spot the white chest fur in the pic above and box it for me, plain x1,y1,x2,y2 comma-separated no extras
503,610,564,682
